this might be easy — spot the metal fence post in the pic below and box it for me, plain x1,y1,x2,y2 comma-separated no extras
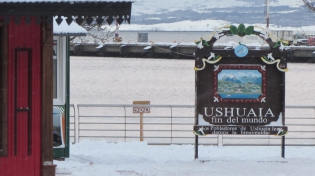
71,104,76,144
218,135,223,147
124,105,126,142
74,103,79,143
171,106,173,144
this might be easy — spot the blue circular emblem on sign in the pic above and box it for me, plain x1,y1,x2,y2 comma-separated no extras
234,45,248,57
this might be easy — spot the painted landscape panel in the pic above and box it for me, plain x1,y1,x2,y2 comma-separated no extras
217,69,262,99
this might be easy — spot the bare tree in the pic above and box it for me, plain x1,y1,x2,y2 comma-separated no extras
302,0,315,11
70,21,120,44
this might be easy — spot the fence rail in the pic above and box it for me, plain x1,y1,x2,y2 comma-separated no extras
69,104,315,146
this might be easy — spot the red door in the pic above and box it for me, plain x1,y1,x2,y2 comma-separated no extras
14,48,32,156
0,18,41,176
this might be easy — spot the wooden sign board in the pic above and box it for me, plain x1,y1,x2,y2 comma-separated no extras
194,24,289,136
194,60,288,136
133,101,150,113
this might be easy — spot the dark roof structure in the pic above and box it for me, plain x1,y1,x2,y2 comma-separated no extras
53,16,88,36
0,0,132,25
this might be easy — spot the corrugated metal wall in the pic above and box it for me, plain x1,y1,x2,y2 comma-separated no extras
0,17,42,176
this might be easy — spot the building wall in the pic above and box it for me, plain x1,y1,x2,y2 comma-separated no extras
0,17,42,176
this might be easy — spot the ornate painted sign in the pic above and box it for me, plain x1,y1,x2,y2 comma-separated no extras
234,44,248,57
194,24,289,137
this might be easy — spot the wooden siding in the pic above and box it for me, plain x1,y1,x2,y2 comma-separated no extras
0,21,8,157
41,18,56,176
0,17,42,176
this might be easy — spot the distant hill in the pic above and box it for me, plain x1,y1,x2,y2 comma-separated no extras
130,0,315,27
222,75,242,84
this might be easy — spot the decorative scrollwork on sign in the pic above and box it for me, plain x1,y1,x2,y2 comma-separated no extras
261,97,266,103
194,24,290,72
194,57,222,71
207,52,216,60
193,127,206,136
261,56,288,72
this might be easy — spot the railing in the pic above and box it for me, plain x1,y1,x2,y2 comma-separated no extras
69,104,315,146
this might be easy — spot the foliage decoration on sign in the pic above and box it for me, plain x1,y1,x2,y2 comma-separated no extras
273,41,290,51
273,41,283,48
274,128,287,136
229,24,256,37
193,127,206,136
193,24,263,50
193,24,290,72
193,24,293,51
195,38,210,49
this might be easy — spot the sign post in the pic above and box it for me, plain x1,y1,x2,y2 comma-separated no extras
194,24,289,159
133,101,150,141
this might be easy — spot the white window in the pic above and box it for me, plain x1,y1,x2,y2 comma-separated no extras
53,36,66,105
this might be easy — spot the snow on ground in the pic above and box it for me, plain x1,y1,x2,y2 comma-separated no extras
55,140,315,176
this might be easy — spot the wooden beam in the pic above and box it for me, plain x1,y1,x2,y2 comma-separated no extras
41,18,56,176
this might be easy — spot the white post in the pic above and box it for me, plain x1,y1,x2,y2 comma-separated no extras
218,135,223,147
74,103,79,143
140,112,143,142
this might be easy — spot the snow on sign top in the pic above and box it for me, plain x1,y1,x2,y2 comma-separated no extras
1,0,133,2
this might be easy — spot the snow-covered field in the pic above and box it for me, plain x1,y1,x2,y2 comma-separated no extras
70,57,315,106
55,140,315,176
54,57,315,176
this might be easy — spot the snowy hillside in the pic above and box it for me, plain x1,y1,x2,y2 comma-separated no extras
132,0,303,15
129,0,315,27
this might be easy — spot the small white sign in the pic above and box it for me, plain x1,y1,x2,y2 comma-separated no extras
133,101,150,113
